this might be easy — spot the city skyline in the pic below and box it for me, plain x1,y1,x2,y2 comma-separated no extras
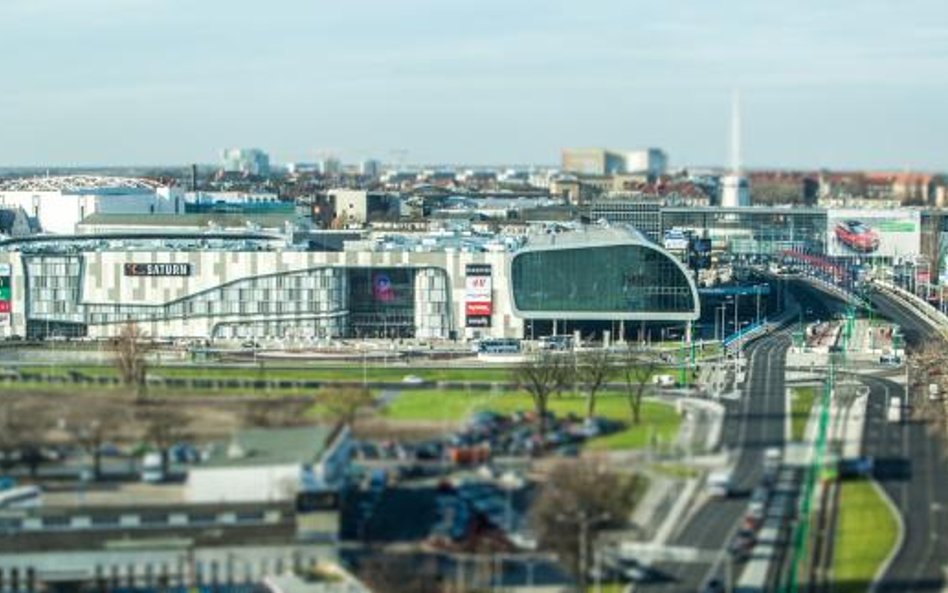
2,0,948,170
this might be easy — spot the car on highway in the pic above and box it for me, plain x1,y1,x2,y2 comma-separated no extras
834,220,880,253
764,447,782,471
887,397,902,423
729,528,756,559
706,469,733,497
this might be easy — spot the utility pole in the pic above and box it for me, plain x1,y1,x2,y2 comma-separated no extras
756,286,762,325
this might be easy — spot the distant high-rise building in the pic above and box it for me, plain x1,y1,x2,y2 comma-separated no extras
221,148,270,177
562,147,668,179
561,148,626,175
320,157,342,176
625,148,668,180
360,159,381,178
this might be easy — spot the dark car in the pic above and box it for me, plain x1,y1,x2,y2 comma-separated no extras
835,220,880,253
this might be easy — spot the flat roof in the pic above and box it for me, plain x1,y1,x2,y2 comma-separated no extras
79,212,297,228
203,425,338,468
521,226,649,249
0,175,163,192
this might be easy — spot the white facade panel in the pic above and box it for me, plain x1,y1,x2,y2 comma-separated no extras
185,464,301,503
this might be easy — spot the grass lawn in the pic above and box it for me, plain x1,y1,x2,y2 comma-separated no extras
384,389,681,450
832,480,898,593
790,386,818,441
586,584,625,593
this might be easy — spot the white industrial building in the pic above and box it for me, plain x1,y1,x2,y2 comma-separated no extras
625,148,668,179
720,174,751,208
185,425,352,505
0,175,181,234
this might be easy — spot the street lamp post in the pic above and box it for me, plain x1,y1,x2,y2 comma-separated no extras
556,511,611,592
755,285,762,325
733,294,739,343
715,304,727,344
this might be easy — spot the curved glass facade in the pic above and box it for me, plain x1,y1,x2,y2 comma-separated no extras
510,244,697,318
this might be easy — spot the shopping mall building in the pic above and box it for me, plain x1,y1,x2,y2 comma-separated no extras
0,228,700,342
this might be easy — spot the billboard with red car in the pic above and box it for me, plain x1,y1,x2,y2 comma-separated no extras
827,209,920,258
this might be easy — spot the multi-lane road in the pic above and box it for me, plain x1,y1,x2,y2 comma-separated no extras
634,283,948,593
636,283,854,593
639,325,793,592
864,290,948,592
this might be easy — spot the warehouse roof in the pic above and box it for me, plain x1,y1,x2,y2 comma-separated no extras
203,425,340,468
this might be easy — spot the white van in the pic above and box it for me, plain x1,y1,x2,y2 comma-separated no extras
141,453,165,483
652,374,676,389
887,397,902,423
707,470,733,497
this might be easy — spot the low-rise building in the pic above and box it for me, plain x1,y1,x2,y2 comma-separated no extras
186,425,352,507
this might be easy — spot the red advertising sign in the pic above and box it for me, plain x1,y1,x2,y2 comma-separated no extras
0,301,10,313
465,301,492,316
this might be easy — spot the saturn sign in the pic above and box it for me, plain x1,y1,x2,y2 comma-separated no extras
124,263,192,277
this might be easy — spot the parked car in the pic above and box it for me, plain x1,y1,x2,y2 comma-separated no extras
140,453,165,483
401,374,425,385
879,353,901,365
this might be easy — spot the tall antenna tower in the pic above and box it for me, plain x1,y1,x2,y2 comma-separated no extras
730,89,742,175
721,89,751,208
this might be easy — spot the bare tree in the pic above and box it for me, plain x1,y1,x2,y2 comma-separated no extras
512,351,571,441
531,460,640,590
63,398,128,480
908,342,948,436
314,386,376,426
620,345,660,425
0,396,48,476
577,349,615,419
111,322,151,400
136,403,192,476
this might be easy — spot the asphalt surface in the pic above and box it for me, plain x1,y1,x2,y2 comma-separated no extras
864,289,948,592
638,328,793,593
633,282,846,593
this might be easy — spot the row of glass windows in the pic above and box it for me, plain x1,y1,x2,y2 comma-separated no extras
511,245,696,315
213,316,346,340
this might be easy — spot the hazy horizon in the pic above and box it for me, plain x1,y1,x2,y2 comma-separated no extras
3,0,948,171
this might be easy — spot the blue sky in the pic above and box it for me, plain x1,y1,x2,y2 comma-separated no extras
1,0,947,170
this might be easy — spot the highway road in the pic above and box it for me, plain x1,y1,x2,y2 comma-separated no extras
862,375,948,592
638,327,792,593
864,289,948,592
633,282,845,593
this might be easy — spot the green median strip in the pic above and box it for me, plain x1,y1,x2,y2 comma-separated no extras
832,480,899,593
790,386,817,441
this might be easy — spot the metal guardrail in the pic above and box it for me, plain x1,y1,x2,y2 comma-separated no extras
870,279,948,339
